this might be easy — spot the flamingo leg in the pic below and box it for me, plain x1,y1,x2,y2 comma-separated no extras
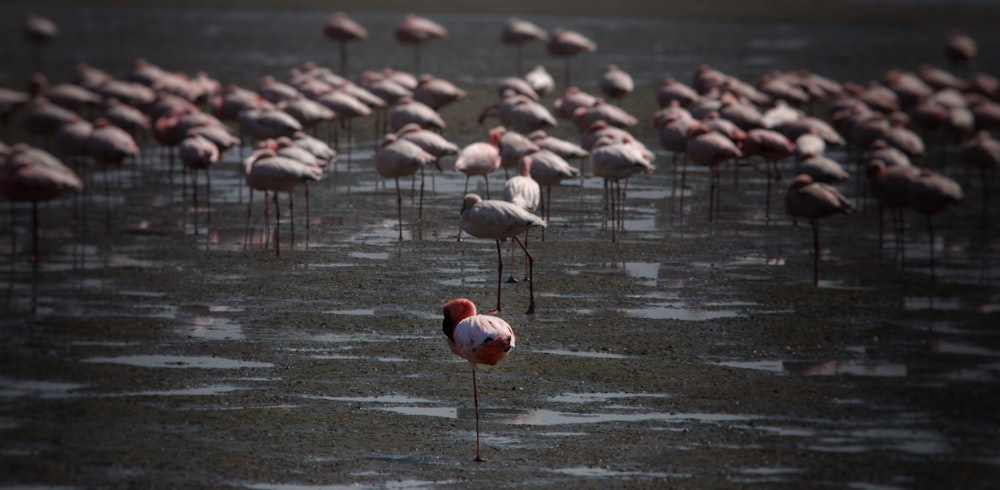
493,239,504,313
927,215,936,282
206,169,212,228
513,235,536,314
244,187,253,251
273,191,280,257
305,183,311,245
678,155,688,225
472,366,484,463
30,202,38,264
288,191,295,250
192,168,199,235
395,177,403,241
812,219,820,287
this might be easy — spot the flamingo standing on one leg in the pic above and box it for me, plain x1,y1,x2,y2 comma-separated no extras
785,174,855,286
323,12,367,75
375,133,436,240
459,193,546,314
441,298,515,462
547,28,596,88
908,169,964,281
394,14,447,73
500,17,547,74
1,144,83,264
178,132,220,236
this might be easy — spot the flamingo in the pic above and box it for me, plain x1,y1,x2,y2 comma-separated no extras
87,118,140,229
388,97,445,133
396,123,456,219
600,65,634,99
501,17,547,74
28,73,102,114
178,133,220,235
908,169,963,281
945,30,977,67
867,160,919,264
441,298,515,462
455,128,503,199
1,144,83,263
413,74,467,110
547,28,596,88
742,128,795,220
460,193,545,314
524,66,555,98
686,121,743,222
589,136,655,241
478,92,557,135
395,14,447,73
22,14,58,72
657,77,699,108
243,145,322,256
376,134,437,240
552,86,597,121
323,12,368,75
960,130,1000,211
528,129,587,181
497,127,540,178
572,100,638,130
523,148,580,231
503,154,541,280
785,174,855,286
496,77,540,102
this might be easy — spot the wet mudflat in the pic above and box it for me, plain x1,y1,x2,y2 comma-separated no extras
1,2,1000,489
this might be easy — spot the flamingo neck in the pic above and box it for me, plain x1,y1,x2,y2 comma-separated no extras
442,298,477,341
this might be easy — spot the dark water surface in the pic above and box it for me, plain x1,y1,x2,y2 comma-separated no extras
1,3,999,489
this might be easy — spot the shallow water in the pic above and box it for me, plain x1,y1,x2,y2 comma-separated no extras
1,2,999,489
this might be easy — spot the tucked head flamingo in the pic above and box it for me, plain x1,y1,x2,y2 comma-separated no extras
441,298,515,462
323,12,368,74
395,14,447,73
785,174,855,286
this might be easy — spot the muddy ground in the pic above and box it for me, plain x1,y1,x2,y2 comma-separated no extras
1,2,999,489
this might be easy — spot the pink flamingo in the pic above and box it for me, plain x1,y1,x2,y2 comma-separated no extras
395,14,447,73
686,121,743,222
522,148,579,237
785,174,855,286
909,169,963,281
497,127,540,178
547,28,596,87
87,118,140,229
524,66,555,97
946,30,977,67
742,128,795,221
178,133,220,235
375,134,437,240
503,154,541,281
22,14,58,71
867,160,919,264
589,136,655,241
413,74,467,110
388,97,444,133
243,145,322,256
323,12,368,74
478,92,557,134
441,298,515,462
552,86,597,121
501,17,547,73
600,65,634,99
1,144,82,263
459,194,546,314
396,123,456,220
960,130,1000,212
455,129,503,199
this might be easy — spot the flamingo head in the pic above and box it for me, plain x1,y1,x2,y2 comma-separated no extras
442,298,477,342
